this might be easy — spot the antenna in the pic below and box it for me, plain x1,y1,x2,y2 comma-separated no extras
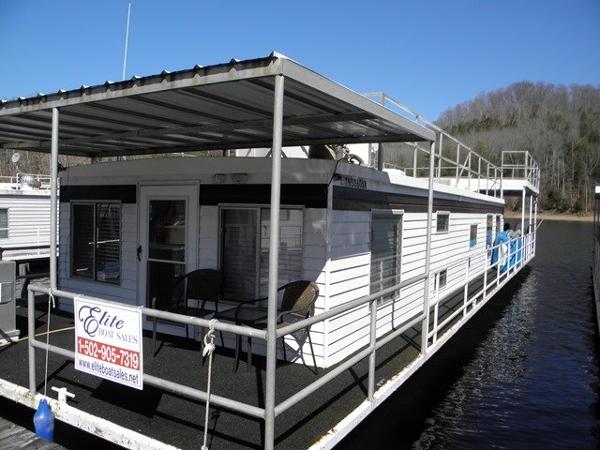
121,2,132,81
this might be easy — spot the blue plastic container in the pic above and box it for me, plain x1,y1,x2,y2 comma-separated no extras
33,399,54,442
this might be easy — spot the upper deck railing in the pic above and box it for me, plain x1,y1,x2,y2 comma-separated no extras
363,92,539,198
501,151,540,191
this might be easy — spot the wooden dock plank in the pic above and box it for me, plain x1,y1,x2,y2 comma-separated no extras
0,416,63,450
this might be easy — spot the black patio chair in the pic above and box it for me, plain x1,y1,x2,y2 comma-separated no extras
151,268,224,356
219,280,319,373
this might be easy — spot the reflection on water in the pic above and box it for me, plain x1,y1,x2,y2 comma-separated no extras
342,221,599,450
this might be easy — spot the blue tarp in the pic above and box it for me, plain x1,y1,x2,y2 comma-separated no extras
491,231,510,273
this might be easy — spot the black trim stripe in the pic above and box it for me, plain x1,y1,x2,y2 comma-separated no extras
60,185,136,203
199,184,328,208
58,183,503,214
332,186,503,214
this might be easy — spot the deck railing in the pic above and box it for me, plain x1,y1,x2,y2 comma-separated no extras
25,224,537,448
501,151,540,190
365,92,503,197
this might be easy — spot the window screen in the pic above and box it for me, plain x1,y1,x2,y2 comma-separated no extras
222,209,258,300
72,204,94,279
370,211,402,304
259,208,303,297
221,207,303,301
72,203,121,284
437,212,449,233
0,209,8,239
95,203,121,283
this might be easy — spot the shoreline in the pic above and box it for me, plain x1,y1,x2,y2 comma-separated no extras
504,212,593,223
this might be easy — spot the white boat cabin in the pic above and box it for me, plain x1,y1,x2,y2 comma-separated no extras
57,153,507,368
0,173,51,262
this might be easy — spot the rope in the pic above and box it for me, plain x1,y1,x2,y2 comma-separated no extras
201,319,218,450
17,326,75,343
43,292,55,397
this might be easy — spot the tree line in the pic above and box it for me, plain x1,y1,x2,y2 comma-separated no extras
437,82,600,213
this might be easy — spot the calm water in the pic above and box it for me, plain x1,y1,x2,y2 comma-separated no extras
341,221,599,449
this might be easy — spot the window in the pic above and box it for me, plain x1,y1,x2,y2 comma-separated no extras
370,210,402,304
72,202,121,284
469,224,478,248
435,269,447,292
486,214,493,247
221,207,303,300
0,209,8,239
436,212,449,233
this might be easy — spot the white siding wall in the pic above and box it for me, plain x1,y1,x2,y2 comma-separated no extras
325,209,492,366
0,194,51,259
58,203,138,308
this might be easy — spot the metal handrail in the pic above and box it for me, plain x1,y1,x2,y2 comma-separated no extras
363,92,503,197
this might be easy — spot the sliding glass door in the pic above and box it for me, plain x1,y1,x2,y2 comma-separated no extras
221,207,303,301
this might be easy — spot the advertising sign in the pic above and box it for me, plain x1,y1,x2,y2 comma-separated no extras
74,297,143,390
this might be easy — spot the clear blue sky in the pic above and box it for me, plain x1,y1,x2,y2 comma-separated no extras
1,0,598,119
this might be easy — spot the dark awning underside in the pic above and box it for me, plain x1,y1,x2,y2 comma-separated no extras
0,53,435,157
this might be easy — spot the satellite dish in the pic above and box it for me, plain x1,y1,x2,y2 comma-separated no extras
11,153,20,164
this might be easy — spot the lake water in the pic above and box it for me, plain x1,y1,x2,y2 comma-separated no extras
340,221,599,449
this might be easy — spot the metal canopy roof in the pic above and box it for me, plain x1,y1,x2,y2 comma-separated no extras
0,53,435,157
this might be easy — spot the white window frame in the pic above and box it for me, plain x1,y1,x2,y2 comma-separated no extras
370,209,404,306
435,268,447,292
436,211,450,233
70,200,122,285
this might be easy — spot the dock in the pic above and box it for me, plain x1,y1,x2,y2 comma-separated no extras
0,415,62,450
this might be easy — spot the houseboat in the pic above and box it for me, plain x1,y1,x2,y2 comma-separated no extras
0,53,539,449
0,172,50,264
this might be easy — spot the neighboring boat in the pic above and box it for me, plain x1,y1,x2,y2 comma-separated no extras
0,53,539,450
0,172,50,264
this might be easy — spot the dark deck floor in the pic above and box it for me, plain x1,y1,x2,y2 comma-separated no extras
0,295,422,450
0,264,518,449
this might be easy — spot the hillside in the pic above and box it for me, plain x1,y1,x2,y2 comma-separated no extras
437,82,600,213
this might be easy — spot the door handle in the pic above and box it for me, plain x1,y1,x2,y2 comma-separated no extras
137,245,142,262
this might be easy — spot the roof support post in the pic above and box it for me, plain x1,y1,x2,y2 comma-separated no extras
50,107,59,291
264,73,284,450
420,140,436,355
377,143,384,170
437,133,443,181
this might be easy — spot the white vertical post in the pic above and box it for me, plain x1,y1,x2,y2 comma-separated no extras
533,197,538,257
521,188,526,237
264,74,284,450
433,272,440,345
420,140,436,355
28,288,36,392
463,258,469,316
413,146,418,177
437,133,443,181
50,107,59,292
467,152,472,191
455,143,460,184
483,250,488,302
